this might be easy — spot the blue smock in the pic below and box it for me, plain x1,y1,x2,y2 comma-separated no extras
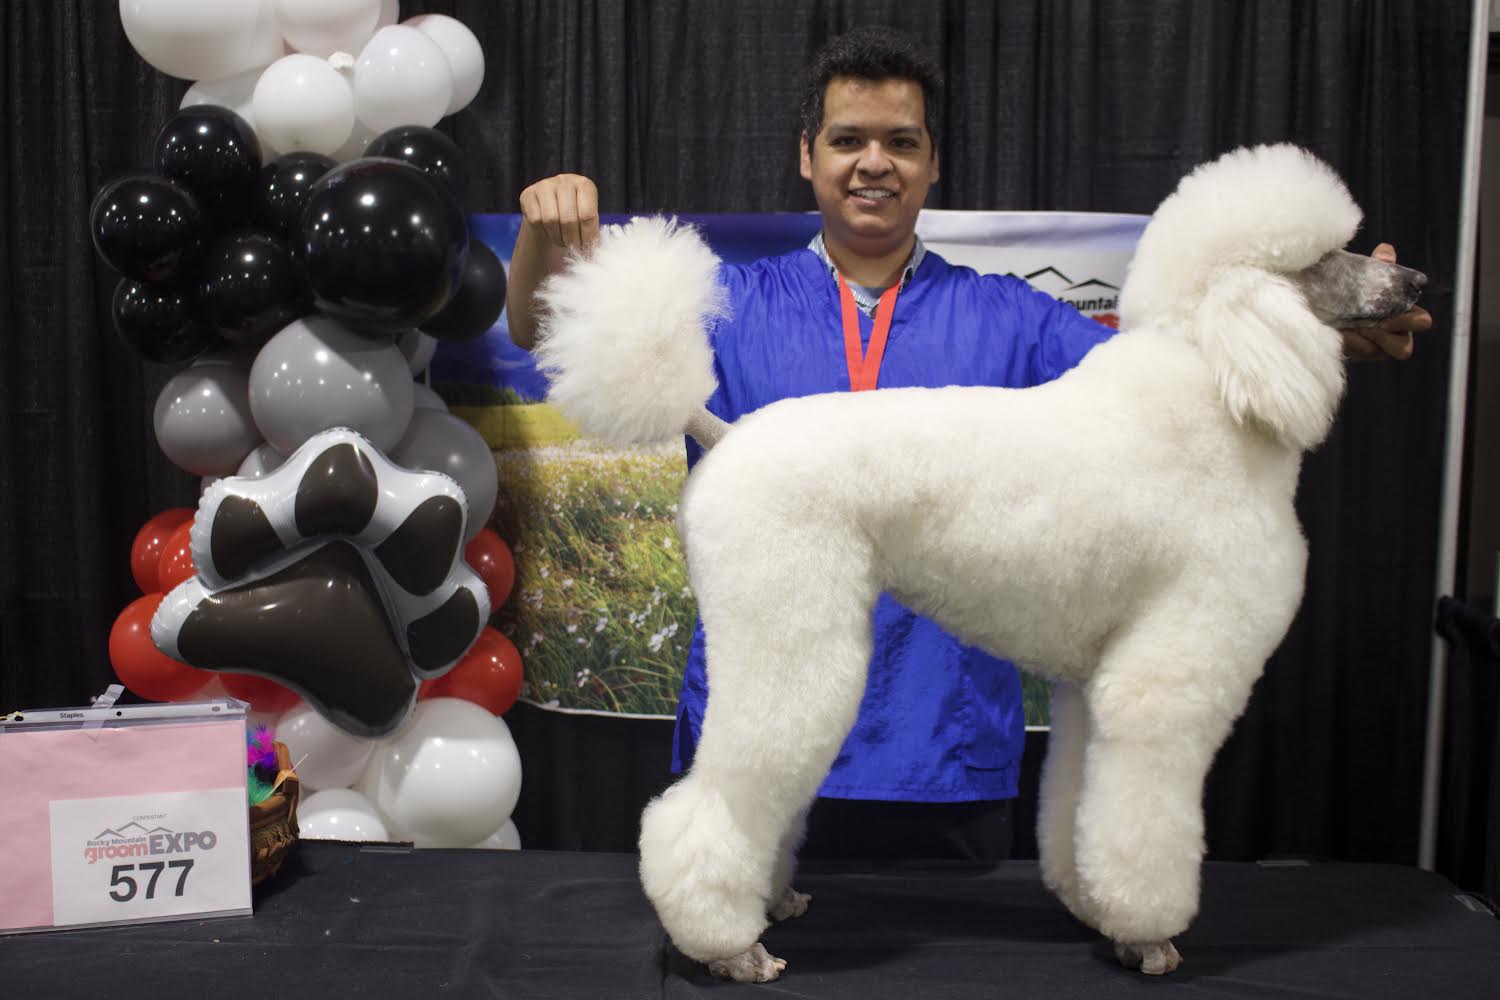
672,247,1113,801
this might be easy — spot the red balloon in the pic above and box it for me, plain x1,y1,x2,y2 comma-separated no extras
129,508,194,593
156,519,197,591
109,594,214,701
219,673,301,714
464,528,515,612
419,627,523,715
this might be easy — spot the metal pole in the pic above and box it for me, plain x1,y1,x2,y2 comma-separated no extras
1417,0,1488,871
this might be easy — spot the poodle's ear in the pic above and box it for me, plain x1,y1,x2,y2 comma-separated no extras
1194,267,1347,452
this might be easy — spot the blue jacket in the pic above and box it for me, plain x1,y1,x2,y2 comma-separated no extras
672,247,1112,801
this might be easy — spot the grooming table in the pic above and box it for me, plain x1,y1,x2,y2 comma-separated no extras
8,842,1497,998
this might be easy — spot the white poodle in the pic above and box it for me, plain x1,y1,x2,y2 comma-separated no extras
533,144,1426,983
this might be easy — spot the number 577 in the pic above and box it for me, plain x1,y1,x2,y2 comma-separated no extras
108,860,194,901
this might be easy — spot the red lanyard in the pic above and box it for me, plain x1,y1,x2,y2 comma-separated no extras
837,273,899,392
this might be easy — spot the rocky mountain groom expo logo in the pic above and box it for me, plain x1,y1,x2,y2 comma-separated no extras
1019,266,1121,329
83,813,219,864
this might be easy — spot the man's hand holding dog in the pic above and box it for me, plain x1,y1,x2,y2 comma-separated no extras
506,173,602,351
1341,243,1432,361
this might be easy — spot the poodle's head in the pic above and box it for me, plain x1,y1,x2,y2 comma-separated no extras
1118,144,1425,451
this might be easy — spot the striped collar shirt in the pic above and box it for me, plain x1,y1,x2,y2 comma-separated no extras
808,231,927,316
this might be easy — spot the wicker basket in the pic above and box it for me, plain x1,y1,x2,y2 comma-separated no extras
247,741,299,886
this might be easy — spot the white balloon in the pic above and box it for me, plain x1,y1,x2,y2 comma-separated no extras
275,702,376,791
181,63,269,136
236,442,287,479
119,0,282,82
200,475,221,496
398,330,438,375
376,0,399,29
251,53,356,157
357,698,522,848
153,359,261,476
390,408,497,539
405,14,484,115
275,0,383,58
468,818,521,850
248,315,415,453
354,26,452,132
330,118,378,163
410,382,447,412
299,788,391,842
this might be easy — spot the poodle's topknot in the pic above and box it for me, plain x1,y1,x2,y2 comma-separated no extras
1119,144,1362,328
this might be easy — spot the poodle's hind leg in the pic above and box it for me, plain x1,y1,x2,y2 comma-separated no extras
638,531,877,982
1036,681,1095,928
1072,604,1269,976
768,805,812,922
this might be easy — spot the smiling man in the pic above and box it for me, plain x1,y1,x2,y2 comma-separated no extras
505,27,1429,863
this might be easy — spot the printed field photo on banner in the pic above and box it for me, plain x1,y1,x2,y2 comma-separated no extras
431,210,1147,721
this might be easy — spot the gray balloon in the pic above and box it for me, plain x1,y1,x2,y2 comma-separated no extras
398,330,438,375
248,315,414,454
153,359,261,476
411,381,447,412
389,408,497,539
236,442,287,479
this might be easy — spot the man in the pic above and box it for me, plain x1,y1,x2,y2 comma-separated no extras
506,27,1429,860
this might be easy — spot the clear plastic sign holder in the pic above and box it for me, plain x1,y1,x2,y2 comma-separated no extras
0,690,253,934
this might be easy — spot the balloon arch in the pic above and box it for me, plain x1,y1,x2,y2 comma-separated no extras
102,0,524,850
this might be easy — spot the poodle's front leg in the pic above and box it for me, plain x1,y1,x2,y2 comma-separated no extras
1036,681,1094,928
1073,638,1258,975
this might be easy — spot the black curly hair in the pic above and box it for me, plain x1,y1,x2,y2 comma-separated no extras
798,27,942,157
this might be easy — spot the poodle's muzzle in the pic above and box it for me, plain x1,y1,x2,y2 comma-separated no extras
1293,249,1427,328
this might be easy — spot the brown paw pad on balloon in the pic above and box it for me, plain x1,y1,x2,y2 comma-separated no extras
151,427,489,737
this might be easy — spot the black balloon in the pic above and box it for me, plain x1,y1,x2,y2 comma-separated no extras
420,238,506,341
364,126,468,204
90,175,207,283
154,105,262,229
112,279,217,363
298,157,469,334
252,152,336,243
197,231,313,346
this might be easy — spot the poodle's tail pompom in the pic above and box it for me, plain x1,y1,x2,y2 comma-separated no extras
534,217,727,445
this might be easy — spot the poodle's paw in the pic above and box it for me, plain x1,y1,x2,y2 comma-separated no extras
151,427,488,737
768,885,811,922
1114,939,1182,976
707,942,786,983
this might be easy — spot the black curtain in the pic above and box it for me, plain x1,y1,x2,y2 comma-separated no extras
1435,597,1500,906
1,2,1473,873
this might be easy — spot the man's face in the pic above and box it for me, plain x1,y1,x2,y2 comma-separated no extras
799,76,939,257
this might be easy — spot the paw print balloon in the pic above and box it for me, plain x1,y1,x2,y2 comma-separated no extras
151,427,488,737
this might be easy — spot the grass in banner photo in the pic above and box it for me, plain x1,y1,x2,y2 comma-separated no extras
479,420,697,716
